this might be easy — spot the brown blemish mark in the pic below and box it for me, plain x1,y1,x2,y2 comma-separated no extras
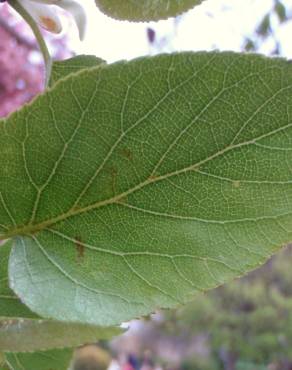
104,167,118,195
117,196,128,204
71,205,81,212
110,167,117,195
75,236,85,263
120,148,133,161
148,175,157,181
233,180,240,188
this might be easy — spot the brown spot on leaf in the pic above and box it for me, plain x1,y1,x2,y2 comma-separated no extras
75,236,85,263
71,205,81,212
105,167,118,195
117,196,128,204
120,148,133,161
233,180,240,188
110,167,117,194
192,165,200,172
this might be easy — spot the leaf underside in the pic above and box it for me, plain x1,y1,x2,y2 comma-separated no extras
0,318,121,352
95,0,205,21
1,52,292,326
0,242,122,351
0,241,36,319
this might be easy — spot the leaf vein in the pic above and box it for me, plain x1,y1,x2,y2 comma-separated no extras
123,256,178,303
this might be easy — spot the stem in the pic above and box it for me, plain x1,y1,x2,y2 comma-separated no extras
8,0,52,87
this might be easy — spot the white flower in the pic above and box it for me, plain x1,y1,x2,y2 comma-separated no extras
17,0,86,39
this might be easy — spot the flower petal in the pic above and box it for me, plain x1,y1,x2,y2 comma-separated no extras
55,0,86,40
19,0,62,33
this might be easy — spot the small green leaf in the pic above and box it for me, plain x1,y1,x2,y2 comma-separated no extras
275,1,286,23
95,0,205,21
0,319,122,352
1,52,292,326
0,243,121,353
256,14,271,37
5,348,73,370
0,241,36,319
49,55,105,88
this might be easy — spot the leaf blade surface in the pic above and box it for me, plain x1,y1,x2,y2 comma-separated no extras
0,241,36,319
95,0,205,21
0,318,121,352
1,52,292,325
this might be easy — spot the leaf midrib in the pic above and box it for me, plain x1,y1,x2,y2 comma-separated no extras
2,118,292,241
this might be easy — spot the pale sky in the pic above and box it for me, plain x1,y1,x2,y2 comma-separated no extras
67,0,292,63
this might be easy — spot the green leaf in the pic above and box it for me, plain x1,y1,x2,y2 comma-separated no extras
274,1,286,23
0,318,122,352
49,55,105,88
1,52,292,325
5,348,72,370
0,243,121,351
95,0,205,21
0,241,36,318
